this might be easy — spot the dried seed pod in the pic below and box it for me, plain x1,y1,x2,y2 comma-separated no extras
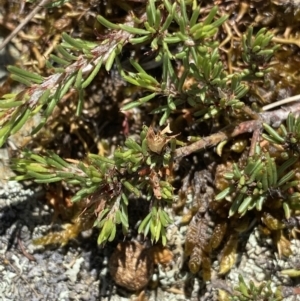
188,244,202,274
109,241,154,291
210,221,227,250
146,126,170,154
185,213,199,256
146,124,178,154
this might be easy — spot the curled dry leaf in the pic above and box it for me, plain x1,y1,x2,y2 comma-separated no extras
273,230,292,258
149,170,161,199
219,234,238,275
150,244,173,266
261,211,286,230
109,241,154,291
209,221,227,250
202,254,212,281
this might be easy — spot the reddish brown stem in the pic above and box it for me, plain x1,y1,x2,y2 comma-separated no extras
174,103,300,159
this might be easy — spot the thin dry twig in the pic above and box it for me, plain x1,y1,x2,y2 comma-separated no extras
262,93,300,111
0,0,52,51
17,237,36,262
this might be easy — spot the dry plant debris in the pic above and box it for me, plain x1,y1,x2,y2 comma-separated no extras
108,241,154,291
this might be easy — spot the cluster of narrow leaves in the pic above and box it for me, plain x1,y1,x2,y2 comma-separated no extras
113,2,278,123
241,27,280,79
99,2,232,124
3,31,107,139
12,125,175,245
215,141,299,220
227,274,282,301
263,113,300,157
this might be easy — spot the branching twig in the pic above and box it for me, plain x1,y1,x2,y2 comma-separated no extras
174,102,300,159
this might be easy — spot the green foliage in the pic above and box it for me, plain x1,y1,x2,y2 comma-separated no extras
112,3,277,123
241,27,280,78
230,274,282,301
263,113,300,157
11,125,175,245
138,205,172,245
216,130,300,219
0,0,291,277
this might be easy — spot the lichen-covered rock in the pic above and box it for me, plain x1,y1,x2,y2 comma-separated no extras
109,241,154,291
